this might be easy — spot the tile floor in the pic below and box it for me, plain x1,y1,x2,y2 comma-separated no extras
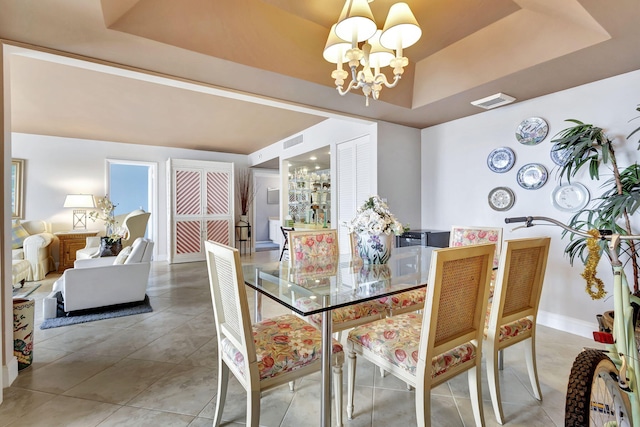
1,249,594,426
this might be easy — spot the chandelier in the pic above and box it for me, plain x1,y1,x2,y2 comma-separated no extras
323,0,421,106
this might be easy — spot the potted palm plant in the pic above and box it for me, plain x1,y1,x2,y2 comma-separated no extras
551,105,640,298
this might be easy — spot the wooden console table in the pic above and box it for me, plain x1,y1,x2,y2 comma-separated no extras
55,230,99,272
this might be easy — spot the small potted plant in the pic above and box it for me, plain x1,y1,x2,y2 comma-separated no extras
89,195,124,256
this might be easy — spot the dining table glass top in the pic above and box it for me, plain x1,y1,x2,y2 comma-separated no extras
242,246,435,316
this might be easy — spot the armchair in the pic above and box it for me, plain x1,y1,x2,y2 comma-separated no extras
43,238,154,319
11,220,57,280
76,209,151,259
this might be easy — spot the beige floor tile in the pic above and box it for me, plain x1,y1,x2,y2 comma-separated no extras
0,387,56,427
126,330,213,364
63,358,177,404
127,364,216,416
96,406,195,426
11,352,121,394
4,395,120,427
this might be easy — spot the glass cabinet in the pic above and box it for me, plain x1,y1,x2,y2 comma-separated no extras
288,167,330,228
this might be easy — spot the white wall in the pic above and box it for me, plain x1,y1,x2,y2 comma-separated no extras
377,121,421,230
421,69,640,337
12,133,248,262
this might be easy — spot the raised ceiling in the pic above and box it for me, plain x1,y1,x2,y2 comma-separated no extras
1,0,639,155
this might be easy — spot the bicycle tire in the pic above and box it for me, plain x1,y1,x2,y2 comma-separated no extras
565,349,632,426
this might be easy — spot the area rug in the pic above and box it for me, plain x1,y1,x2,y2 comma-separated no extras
39,294,153,329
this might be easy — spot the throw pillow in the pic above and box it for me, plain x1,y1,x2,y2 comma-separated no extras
113,246,133,265
11,221,30,249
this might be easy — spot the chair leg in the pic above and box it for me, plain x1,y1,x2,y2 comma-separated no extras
468,363,486,427
247,387,261,427
524,337,542,400
279,246,286,261
414,381,430,427
333,361,344,427
347,348,357,420
498,348,504,370
214,359,229,426
487,347,505,424
379,367,386,377
289,380,295,392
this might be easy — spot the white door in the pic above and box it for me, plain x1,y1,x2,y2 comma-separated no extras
336,135,375,253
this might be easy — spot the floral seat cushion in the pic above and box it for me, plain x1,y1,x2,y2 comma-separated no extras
221,314,344,380
484,303,534,342
294,297,386,328
378,288,426,313
348,313,476,377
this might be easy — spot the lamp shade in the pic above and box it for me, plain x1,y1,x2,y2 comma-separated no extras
63,194,96,208
335,0,377,43
361,30,394,68
323,24,351,63
380,2,422,50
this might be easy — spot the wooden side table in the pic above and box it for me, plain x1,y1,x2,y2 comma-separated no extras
55,231,99,272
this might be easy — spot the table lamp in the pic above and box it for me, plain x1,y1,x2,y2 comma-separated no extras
63,194,96,230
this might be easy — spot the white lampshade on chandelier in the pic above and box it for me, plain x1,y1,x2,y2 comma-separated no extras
323,0,421,106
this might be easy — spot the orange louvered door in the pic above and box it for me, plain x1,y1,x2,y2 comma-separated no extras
170,159,233,263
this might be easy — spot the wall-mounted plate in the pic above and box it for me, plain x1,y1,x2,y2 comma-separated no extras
487,147,516,173
551,182,590,212
517,163,548,190
516,117,548,145
488,187,515,211
550,143,571,166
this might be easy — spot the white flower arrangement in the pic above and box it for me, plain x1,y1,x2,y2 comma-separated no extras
88,196,124,242
347,195,406,236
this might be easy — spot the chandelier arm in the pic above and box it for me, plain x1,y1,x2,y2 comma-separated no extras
336,79,361,96
373,72,401,89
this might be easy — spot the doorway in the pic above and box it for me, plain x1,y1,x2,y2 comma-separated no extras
106,159,158,249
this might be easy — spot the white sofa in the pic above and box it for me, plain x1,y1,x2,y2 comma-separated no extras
12,220,57,281
43,238,154,319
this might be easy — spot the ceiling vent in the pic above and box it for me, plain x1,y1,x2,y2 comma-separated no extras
471,93,516,110
283,134,303,149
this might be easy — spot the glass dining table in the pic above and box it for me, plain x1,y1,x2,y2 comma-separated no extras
242,245,435,427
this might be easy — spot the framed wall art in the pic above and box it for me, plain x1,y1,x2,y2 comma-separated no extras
12,158,25,219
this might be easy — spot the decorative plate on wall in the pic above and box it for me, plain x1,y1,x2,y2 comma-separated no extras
517,163,548,190
516,117,549,145
551,182,590,212
550,143,571,166
487,147,516,173
488,187,516,211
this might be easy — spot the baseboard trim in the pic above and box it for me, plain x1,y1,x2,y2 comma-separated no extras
538,310,596,339
2,356,18,388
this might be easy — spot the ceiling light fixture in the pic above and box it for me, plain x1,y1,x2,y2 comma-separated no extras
323,0,421,106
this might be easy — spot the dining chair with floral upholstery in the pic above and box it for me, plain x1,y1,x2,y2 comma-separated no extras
449,225,503,269
204,240,345,427
346,243,495,427
289,229,387,338
484,237,550,424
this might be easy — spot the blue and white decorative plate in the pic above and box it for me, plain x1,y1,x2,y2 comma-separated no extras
550,143,571,166
516,117,549,145
487,147,516,173
517,163,548,190
551,182,590,212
